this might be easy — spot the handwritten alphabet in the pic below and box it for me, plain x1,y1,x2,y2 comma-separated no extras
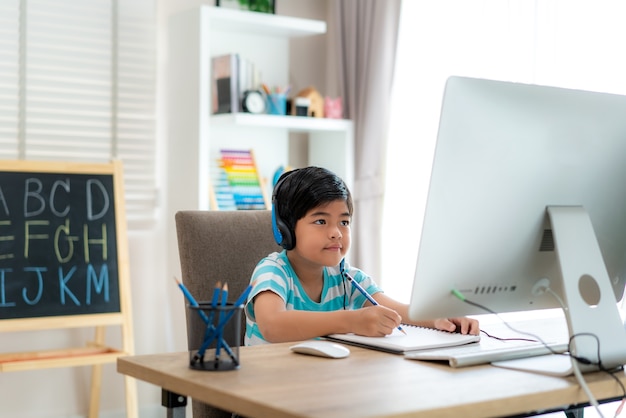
0,172,120,319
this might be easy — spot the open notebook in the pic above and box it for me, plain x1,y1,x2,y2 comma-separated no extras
325,325,480,354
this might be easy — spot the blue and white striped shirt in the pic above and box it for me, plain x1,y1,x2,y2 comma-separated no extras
244,250,382,345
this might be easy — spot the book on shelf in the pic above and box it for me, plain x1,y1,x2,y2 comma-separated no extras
238,56,260,98
210,149,270,210
325,325,480,354
212,54,239,114
211,54,260,114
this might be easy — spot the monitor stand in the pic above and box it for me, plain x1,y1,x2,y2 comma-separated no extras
492,206,626,376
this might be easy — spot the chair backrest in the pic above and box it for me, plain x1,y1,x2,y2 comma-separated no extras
175,209,279,343
175,210,280,418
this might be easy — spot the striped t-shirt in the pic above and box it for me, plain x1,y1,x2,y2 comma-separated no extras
244,251,382,345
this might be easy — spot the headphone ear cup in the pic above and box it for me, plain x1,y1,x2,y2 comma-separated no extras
272,204,294,250
271,204,283,246
271,168,299,250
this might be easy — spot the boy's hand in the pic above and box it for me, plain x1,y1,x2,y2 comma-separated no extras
433,317,480,335
352,305,402,337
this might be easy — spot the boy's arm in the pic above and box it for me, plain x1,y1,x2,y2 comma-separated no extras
253,291,402,343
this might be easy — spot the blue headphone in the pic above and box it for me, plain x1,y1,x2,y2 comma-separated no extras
271,169,298,250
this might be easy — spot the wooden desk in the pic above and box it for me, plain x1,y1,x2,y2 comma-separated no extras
117,343,625,418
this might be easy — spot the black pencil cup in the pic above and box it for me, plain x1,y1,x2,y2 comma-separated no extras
187,302,242,371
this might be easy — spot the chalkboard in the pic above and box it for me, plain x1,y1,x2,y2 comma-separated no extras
0,161,125,321
0,161,137,417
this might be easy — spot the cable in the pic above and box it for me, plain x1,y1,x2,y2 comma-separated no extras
544,288,616,418
451,288,564,355
451,288,626,417
539,290,605,417
570,347,603,417
480,329,537,343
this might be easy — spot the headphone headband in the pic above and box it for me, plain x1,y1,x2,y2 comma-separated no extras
271,169,298,249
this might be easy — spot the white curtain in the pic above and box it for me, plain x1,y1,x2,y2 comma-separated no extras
331,0,401,279
383,0,626,301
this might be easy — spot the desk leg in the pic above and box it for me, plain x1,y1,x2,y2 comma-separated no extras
162,389,187,418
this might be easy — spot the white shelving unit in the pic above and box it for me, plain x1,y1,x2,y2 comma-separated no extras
167,5,354,218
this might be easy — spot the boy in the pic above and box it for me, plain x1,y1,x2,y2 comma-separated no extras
245,166,479,345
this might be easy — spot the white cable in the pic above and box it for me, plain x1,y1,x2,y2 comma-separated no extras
544,287,567,313
545,288,604,418
571,352,603,417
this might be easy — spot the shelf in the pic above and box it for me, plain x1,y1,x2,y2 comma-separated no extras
167,4,352,217
0,346,125,372
206,6,327,38
211,113,353,133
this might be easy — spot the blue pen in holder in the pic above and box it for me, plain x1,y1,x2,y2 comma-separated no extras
187,302,242,371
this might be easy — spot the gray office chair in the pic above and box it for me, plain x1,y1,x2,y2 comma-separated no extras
175,210,280,418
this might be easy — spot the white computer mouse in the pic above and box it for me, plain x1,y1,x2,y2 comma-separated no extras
290,340,350,359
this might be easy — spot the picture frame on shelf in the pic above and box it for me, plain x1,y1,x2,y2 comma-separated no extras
216,0,275,14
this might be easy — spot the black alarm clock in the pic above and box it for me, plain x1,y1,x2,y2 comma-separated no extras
242,90,266,114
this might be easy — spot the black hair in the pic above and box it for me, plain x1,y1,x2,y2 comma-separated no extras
273,166,353,242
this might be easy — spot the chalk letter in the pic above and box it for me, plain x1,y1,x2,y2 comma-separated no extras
0,220,15,260
0,268,15,307
24,178,46,217
23,267,46,305
83,223,107,263
58,266,80,306
0,186,9,216
54,219,79,263
86,179,109,221
24,220,50,259
86,264,109,305
50,179,70,217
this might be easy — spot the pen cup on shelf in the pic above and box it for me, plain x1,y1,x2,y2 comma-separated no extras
267,93,287,115
187,302,242,371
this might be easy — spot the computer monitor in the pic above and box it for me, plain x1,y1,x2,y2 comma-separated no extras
408,76,626,372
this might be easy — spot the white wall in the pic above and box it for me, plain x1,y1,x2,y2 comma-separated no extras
382,0,626,302
0,1,329,417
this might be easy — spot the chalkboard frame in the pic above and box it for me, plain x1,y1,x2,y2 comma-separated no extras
0,160,137,417
0,160,132,333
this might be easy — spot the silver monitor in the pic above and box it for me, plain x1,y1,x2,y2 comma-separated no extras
408,76,626,372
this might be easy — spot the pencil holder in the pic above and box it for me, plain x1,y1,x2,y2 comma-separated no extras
267,93,287,115
187,302,242,371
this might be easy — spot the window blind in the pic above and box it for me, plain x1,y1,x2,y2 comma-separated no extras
0,0,157,228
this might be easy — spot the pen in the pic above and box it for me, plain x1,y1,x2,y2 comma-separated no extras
217,281,253,326
215,283,229,361
174,277,209,324
261,83,281,113
211,281,222,308
198,281,223,362
196,282,253,362
208,280,222,327
344,272,407,335
261,83,272,96
196,283,254,345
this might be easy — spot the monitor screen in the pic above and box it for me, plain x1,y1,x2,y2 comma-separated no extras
408,76,626,370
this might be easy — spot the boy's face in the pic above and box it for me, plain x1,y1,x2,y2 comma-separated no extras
291,199,351,267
